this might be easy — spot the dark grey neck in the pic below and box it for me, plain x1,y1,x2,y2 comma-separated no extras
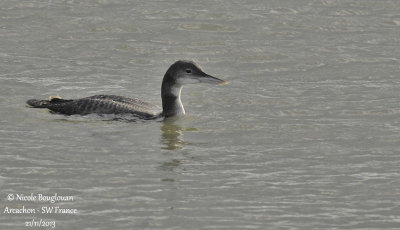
161,78,185,118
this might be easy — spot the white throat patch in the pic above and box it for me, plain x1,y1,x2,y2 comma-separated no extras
171,85,185,116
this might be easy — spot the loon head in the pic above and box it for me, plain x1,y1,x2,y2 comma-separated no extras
163,60,227,86
161,60,227,118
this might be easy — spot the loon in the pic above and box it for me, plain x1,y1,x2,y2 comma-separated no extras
26,60,227,119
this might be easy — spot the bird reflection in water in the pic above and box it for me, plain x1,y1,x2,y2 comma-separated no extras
160,117,197,150
159,118,197,175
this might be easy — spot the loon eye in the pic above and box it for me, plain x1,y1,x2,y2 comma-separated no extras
185,69,192,74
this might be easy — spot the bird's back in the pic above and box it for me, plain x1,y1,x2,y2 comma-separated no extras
27,95,161,119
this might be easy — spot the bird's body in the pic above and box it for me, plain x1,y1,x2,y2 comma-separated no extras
26,60,226,119
27,95,161,119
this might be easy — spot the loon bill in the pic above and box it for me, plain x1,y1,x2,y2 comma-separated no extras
26,60,227,119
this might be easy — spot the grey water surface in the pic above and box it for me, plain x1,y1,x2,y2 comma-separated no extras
1,0,400,229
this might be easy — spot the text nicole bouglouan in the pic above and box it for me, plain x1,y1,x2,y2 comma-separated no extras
3,193,77,228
